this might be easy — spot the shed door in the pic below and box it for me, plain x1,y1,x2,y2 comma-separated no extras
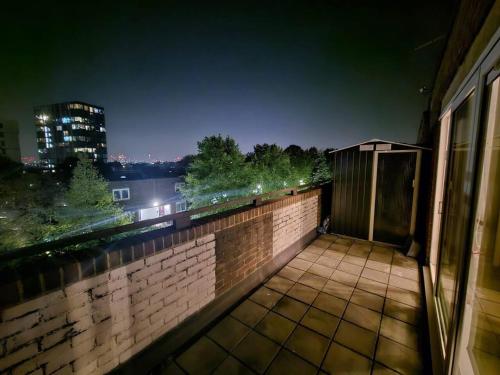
372,151,418,245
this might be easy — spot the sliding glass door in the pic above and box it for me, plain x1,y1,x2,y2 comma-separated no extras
436,90,478,349
456,75,500,374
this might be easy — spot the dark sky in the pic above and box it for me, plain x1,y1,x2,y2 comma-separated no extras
1,1,452,161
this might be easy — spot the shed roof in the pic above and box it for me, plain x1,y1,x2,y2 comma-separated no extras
328,139,431,153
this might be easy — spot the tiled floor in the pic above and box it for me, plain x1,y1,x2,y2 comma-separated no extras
156,235,428,374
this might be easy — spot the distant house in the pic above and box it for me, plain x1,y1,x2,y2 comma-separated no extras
108,176,186,222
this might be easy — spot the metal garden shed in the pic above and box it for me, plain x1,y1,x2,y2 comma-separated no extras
329,139,429,246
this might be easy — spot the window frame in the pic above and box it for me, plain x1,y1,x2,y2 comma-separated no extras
175,200,187,212
112,188,130,201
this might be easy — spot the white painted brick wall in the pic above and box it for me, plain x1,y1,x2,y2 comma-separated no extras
272,196,318,257
0,234,216,375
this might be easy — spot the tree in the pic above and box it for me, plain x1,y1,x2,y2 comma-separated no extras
284,145,316,186
51,156,130,238
311,152,332,185
0,156,61,250
182,135,252,208
248,144,293,192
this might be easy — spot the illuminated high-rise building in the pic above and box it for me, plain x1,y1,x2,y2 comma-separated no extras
34,101,107,169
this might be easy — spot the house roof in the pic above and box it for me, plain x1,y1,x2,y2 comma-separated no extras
328,138,431,153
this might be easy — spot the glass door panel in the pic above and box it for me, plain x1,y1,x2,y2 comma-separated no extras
436,91,476,346
461,77,500,374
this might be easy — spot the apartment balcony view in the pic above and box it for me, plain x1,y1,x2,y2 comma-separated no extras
1,1,499,375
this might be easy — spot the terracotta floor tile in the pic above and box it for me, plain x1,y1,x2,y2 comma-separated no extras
266,348,317,375
285,325,330,366
289,258,313,271
334,320,377,358
300,306,340,337
391,265,419,281
287,283,319,304
380,315,419,350
255,311,296,344
392,253,418,269
322,342,372,374
388,274,420,294
327,243,349,254
331,269,359,287
372,362,400,374
347,246,370,259
213,356,254,375
208,316,251,351
366,259,391,274
335,238,353,246
312,292,347,317
337,261,363,276
322,249,346,260
176,336,227,374
343,303,381,332
368,251,393,265
376,336,422,375
350,288,385,312
265,275,295,294
249,286,283,309
386,285,421,308
298,272,328,290
361,267,390,284
304,245,325,255
384,298,421,326
316,255,340,268
231,299,268,327
232,331,280,374
278,266,305,282
322,280,354,300
308,263,334,279
343,254,367,267
297,251,320,262
273,296,309,322
356,277,387,297
312,239,333,249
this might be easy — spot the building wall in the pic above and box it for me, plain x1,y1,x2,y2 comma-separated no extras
0,189,321,375
0,120,21,162
108,177,184,212
425,0,500,257
34,101,107,168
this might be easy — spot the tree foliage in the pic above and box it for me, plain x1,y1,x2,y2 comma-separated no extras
0,156,131,251
182,136,333,208
311,152,332,185
182,135,252,208
0,157,61,250
248,144,293,192
284,145,319,185
52,156,131,237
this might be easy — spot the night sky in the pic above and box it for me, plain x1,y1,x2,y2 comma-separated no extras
1,1,452,161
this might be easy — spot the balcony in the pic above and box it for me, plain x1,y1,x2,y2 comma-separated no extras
156,236,427,374
0,185,430,374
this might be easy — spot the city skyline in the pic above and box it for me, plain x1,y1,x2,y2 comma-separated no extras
2,1,452,160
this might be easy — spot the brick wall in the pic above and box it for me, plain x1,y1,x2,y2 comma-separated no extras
0,235,215,375
215,214,273,295
273,197,318,257
0,189,322,375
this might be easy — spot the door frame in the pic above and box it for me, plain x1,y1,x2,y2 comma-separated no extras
368,149,422,243
429,32,500,375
